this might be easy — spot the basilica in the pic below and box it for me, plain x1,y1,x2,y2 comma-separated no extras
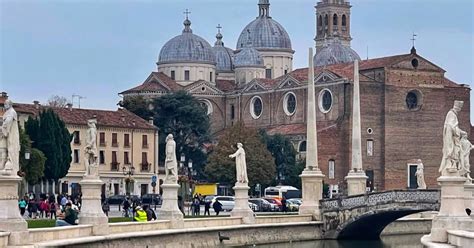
120,0,472,192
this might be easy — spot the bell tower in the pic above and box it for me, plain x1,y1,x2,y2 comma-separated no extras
315,0,352,52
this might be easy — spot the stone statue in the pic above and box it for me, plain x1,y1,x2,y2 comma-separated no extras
229,143,249,184
460,132,473,182
164,134,178,183
439,101,466,175
84,118,99,177
0,100,20,176
415,160,427,189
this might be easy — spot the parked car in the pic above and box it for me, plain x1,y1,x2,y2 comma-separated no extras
249,198,272,212
212,196,235,211
286,199,301,211
248,202,259,212
141,194,162,205
264,198,282,211
107,195,126,205
203,195,216,205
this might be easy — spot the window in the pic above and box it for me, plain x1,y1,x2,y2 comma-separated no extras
411,58,419,69
367,140,374,156
171,70,175,80
112,133,118,147
112,151,117,163
99,132,106,146
324,14,329,26
111,151,118,171
231,105,235,120
318,15,322,27
141,152,149,171
408,164,418,189
299,141,307,152
184,70,190,81
199,100,213,115
406,91,418,110
210,72,213,82
333,14,338,26
319,89,333,113
73,131,80,144
328,160,335,179
283,92,297,116
124,152,130,165
142,135,148,148
124,134,130,147
99,151,105,164
342,15,347,26
265,69,272,79
73,149,79,163
284,69,288,75
250,96,263,119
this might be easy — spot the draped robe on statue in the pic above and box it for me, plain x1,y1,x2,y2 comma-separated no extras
165,135,178,182
1,106,20,174
230,146,249,184
439,109,463,174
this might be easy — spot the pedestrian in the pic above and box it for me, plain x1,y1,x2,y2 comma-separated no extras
123,198,131,218
55,202,78,226
28,197,38,219
143,205,156,221
213,199,223,216
50,201,57,219
39,199,49,218
102,201,110,217
281,197,287,213
60,195,68,210
18,198,27,216
133,206,147,222
193,198,200,216
204,201,211,216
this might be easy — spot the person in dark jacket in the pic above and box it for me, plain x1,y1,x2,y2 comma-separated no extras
212,199,223,216
204,201,211,216
143,205,156,221
123,198,131,217
281,198,288,213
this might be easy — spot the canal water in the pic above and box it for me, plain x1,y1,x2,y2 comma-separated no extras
246,234,423,248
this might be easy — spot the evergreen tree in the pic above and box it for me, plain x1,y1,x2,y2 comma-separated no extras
19,127,45,185
206,123,275,187
26,109,72,182
119,95,154,120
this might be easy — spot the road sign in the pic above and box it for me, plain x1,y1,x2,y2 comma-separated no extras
152,175,157,183
151,182,157,187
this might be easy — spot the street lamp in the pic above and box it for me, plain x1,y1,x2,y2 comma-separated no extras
25,148,31,160
122,165,135,195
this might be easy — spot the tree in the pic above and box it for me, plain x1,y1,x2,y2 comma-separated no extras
119,95,154,120
260,131,299,187
47,95,69,108
19,127,45,185
206,123,275,187
25,109,72,182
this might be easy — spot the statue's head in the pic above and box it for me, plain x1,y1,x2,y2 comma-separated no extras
166,134,173,142
4,100,12,109
87,118,97,128
453,100,464,112
237,143,243,148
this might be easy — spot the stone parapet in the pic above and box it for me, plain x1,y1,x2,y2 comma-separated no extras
109,220,170,234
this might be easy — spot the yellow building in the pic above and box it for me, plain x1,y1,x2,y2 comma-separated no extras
1,93,160,197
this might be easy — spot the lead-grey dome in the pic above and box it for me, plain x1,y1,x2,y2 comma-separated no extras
236,0,292,50
313,38,360,66
158,18,216,65
234,45,264,68
212,30,234,72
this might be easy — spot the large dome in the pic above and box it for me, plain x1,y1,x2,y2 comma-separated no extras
236,1,292,50
212,30,234,72
313,38,360,67
158,19,216,65
234,46,264,68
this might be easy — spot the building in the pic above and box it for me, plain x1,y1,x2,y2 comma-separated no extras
0,93,160,197
120,0,471,191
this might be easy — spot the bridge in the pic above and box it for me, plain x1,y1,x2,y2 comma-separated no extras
320,189,440,240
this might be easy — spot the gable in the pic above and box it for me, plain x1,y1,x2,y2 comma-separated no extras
315,71,341,84
242,80,267,93
390,55,445,72
185,81,224,95
276,75,302,89
143,73,172,92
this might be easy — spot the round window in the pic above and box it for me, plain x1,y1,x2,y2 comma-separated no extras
250,96,263,119
319,89,333,113
283,92,297,116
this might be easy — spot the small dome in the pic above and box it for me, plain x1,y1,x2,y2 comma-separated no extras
234,46,264,68
158,18,216,65
212,28,234,72
313,38,360,66
236,1,292,50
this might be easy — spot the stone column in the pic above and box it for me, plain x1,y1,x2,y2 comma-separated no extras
79,175,109,236
428,172,473,243
231,182,255,224
345,59,367,196
157,183,183,228
0,176,28,246
298,48,325,220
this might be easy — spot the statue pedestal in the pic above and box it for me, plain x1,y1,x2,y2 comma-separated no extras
157,183,183,228
345,170,368,196
428,175,474,243
464,182,474,211
231,183,254,224
0,176,28,246
298,169,325,220
79,176,109,236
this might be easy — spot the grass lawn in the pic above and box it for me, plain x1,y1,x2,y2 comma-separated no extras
27,217,133,228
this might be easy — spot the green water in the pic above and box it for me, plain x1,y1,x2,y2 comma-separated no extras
246,234,423,248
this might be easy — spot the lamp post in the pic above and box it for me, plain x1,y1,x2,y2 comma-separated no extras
188,160,193,199
122,165,135,195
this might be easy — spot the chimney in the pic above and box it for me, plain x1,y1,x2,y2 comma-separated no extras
148,117,154,125
33,101,40,109
66,103,73,111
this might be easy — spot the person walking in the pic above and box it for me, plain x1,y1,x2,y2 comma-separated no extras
204,201,211,216
193,198,200,216
18,198,27,217
123,198,131,218
213,199,223,216
281,198,288,213
50,201,57,219
28,197,38,219
102,201,110,217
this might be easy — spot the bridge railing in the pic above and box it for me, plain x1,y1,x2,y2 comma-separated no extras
320,189,440,211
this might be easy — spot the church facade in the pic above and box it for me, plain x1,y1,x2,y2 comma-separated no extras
120,0,471,192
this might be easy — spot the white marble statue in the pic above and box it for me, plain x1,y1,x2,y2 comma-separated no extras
84,118,99,177
0,100,20,176
415,160,427,189
229,143,249,184
439,101,466,175
460,132,473,182
164,134,178,183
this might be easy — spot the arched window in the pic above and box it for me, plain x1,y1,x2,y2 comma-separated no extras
324,14,329,26
342,15,347,26
328,160,335,179
299,141,307,153
333,14,338,26
318,15,323,26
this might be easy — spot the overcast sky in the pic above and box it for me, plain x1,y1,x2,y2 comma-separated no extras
1,0,473,119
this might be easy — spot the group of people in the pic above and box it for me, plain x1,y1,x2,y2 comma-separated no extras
190,194,223,216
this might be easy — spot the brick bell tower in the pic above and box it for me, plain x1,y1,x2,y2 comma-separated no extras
315,0,352,52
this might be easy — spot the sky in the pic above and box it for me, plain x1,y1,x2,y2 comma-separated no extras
1,0,473,118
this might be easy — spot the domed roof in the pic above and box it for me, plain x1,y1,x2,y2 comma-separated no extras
313,38,361,67
234,44,264,68
212,27,234,72
236,0,292,50
158,18,216,66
